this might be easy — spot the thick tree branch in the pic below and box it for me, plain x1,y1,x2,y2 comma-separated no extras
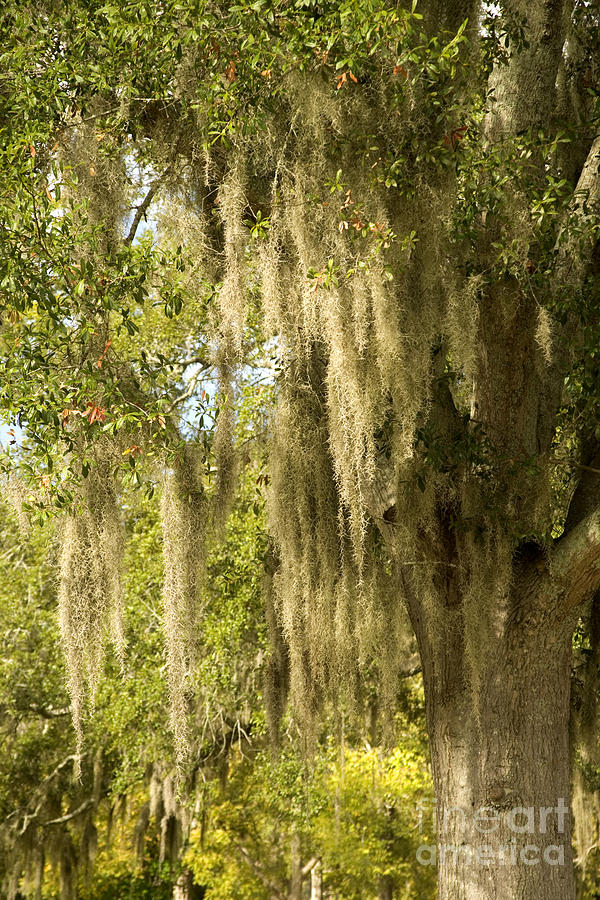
555,133,600,288
301,856,319,878
564,449,600,534
552,509,600,611
41,754,86,788
26,704,70,719
574,133,600,213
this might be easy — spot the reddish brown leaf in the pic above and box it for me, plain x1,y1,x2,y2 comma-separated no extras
86,403,107,425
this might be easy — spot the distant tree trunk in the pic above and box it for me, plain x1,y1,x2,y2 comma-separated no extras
289,831,303,900
413,578,577,900
173,868,203,900
173,870,191,900
377,874,393,900
310,860,322,900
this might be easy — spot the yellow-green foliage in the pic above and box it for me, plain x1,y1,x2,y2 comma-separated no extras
185,711,435,900
312,739,435,899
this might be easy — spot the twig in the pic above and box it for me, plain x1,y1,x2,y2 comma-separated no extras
27,704,70,719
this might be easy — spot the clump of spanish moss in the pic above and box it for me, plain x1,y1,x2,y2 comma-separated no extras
266,352,410,732
216,158,249,351
535,304,554,364
161,444,208,759
159,340,241,760
211,352,238,532
266,353,340,724
263,545,290,746
58,447,124,759
0,473,33,536
58,98,128,251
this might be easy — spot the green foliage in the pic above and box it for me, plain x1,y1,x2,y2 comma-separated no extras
313,740,435,899
186,706,435,900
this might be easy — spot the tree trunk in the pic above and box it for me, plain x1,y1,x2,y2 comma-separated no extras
377,874,393,900
289,831,303,900
310,860,322,900
416,594,576,900
173,868,203,900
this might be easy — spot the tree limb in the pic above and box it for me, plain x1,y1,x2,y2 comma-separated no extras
552,509,600,611
124,166,173,246
4,754,86,833
26,704,70,719
555,133,600,288
42,797,94,828
41,754,86,787
17,800,43,836
301,856,319,878
233,842,284,899
43,798,95,827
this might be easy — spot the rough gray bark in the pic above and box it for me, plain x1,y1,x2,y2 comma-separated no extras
486,0,568,138
414,586,577,900
380,483,600,900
